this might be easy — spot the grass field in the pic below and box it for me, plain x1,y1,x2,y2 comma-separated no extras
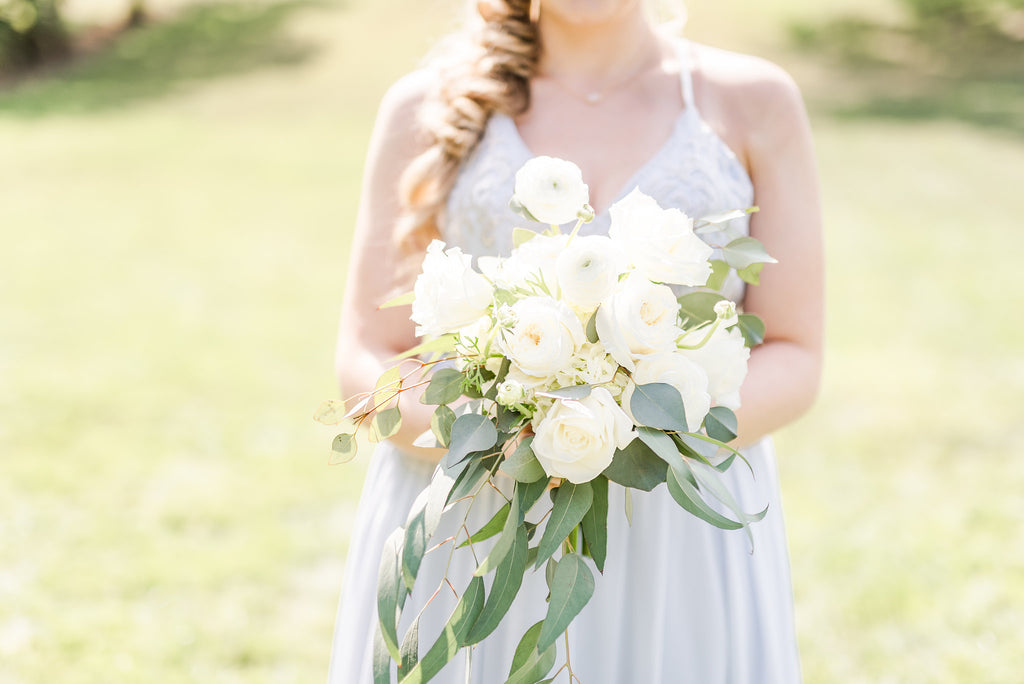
2,0,1022,682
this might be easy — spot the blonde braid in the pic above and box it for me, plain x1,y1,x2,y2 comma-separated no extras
395,0,539,268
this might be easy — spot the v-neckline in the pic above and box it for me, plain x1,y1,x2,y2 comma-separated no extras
494,110,694,219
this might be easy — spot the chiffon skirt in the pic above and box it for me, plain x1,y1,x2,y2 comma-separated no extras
327,437,801,683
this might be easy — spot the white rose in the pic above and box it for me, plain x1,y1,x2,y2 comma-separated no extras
622,351,711,433
679,325,750,409
513,156,591,225
532,387,635,484
595,272,682,371
496,296,585,385
496,379,527,407
481,233,568,295
608,188,714,286
556,235,624,310
411,240,492,337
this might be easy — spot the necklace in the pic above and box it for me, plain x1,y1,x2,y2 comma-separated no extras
542,46,662,106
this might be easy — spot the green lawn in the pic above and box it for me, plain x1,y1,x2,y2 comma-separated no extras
2,0,1022,682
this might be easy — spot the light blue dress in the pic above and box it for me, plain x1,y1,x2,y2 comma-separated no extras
328,39,802,684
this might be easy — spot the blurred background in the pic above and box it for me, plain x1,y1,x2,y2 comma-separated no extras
1,0,1022,681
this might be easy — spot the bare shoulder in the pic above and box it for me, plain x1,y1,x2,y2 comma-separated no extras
372,68,438,148
688,43,810,157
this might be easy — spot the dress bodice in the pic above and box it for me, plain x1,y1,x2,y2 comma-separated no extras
442,38,756,304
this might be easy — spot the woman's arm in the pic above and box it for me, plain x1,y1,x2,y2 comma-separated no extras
707,56,826,447
335,71,447,462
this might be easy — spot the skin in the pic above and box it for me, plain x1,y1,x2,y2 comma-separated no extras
336,0,824,459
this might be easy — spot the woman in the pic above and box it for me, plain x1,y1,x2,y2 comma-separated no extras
329,0,823,681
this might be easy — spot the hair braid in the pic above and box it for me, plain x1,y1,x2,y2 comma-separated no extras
394,0,540,269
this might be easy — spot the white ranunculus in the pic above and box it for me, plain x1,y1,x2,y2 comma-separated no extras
621,351,711,433
608,188,714,286
679,325,750,409
513,156,590,226
531,387,635,483
595,273,682,371
495,379,527,407
482,233,568,295
556,235,623,310
411,240,493,337
496,296,585,386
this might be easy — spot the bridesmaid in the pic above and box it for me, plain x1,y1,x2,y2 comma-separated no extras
330,0,823,681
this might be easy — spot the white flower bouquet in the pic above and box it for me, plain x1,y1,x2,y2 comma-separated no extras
318,156,777,683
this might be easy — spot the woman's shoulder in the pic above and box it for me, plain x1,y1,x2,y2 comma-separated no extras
687,41,811,161
374,68,439,134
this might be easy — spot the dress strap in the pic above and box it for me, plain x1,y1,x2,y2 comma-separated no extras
676,39,698,116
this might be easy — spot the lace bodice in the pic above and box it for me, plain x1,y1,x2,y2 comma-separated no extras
443,39,755,304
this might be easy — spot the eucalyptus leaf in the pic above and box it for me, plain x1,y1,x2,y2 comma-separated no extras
688,458,768,549
537,553,596,651
513,226,540,248
393,335,457,361
734,313,766,347
585,310,599,343
445,414,498,468
398,576,485,683
445,459,487,506
696,208,752,226
666,467,744,531
370,406,402,443
602,439,668,491
704,406,738,443
579,476,609,573
314,399,348,425
506,621,558,684
535,482,593,569
637,426,685,470
499,436,547,483
736,261,764,286
705,259,730,291
373,628,392,684
330,433,358,464
458,503,510,549
466,525,528,644
677,291,726,325
722,236,777,270
624,488,633,525
430,405,456,448
374,365,403,397
630,383,688,432
400,615,420,675
402,470,455,591
423,369,465,406
377,528,406,663
380,291,415,309
476,478,547,576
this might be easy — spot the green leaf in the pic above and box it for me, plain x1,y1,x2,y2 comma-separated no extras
666,467,744,531
314,399,349,425
400,615,420,675
370,406,403,443
535,482,593,569
545,557,557,593
445,459,487,506
429,405,456,448
398,576,485,684
722,236,777,270
373,628,392,684
392,335,457,361
630,383,688,432
535,385,592,400
458,502,510,549
445,414,498,467
637,426,684,470
736,261,764,285
696,208,753,226
402,470,455,590
466,525,528,644
537,553,596,651
677,291,726,325
705,259,730,291
734,313,766,347
704,406,738,443
379,290,415,309
330,433,358,464
624,488,633,525
513,226,540,247
585,310,599,343
579,476,609,573
375,365,403,396
377,528,406,663
688,459,768,549
475,478,547,576
499,436,547,483
423,368,465,406
602,438,667,491
506,621,558,684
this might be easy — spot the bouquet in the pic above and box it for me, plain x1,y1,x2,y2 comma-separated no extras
317,156,777,683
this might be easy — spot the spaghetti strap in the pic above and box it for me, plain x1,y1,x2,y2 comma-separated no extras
676,38,698,116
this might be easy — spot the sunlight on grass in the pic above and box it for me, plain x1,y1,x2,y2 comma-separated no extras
1,0,1021,681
